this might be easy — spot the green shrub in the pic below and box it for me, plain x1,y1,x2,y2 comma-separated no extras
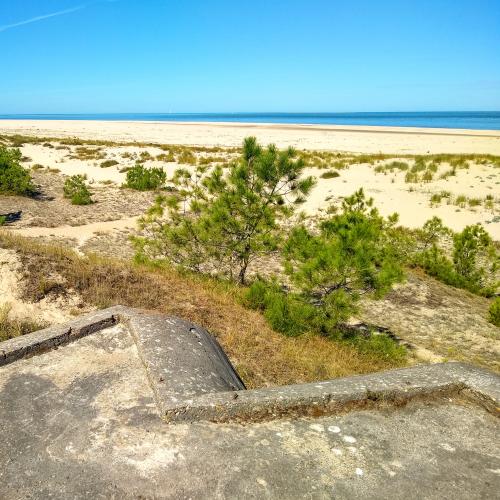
244,279,273,310
488,298,500,327
388,161,409,171
0,146,35,196
139,151,153,161
244,278,406,361
405,171,419,183
430,193,443,205
177,150,197,165
124,164,167,190
263,292,317,337
100,159,119,168
414,245,462,287
331,160,347,170
422,171,433,182
0,215,6,226
63,175,93,205
283,189,404,329
451,158,469,169
244,280,316,337
320,170,340,179
375,161,409,174
468,198,482,207
414,219,498,296
411,158,427,173
452,225,493,288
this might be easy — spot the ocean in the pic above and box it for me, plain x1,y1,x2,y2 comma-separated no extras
1,112,499,130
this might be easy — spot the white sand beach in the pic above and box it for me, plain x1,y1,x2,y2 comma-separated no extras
1,119,500,155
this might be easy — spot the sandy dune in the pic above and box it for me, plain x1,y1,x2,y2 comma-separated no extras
1,119,500,154
0,121,498,242
301,163,500,238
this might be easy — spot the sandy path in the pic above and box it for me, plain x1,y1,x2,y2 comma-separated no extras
11,216,139,250
1,120,500,154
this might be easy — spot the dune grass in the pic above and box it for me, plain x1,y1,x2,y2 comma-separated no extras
0,304,46,342
2,133,499,169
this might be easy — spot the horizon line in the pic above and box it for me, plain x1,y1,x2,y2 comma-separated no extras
1,110,500,116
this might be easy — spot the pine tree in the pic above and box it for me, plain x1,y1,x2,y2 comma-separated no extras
134,137,314,284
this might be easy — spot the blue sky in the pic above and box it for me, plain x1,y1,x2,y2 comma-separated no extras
1,0,499,113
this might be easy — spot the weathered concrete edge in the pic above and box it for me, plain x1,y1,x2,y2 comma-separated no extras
162,362,500,423
2,307,499,425
0,306,125,367
125,312,246,419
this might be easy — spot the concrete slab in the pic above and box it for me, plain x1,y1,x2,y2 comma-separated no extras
0,307,499,499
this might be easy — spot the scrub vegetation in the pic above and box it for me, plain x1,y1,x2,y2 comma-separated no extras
132,138,499,363
124,164,167,190
1,133,498,379
63,175,93,205
0,145,35,196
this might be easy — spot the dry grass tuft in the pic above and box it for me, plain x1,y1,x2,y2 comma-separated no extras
0,304,47,342
0,231,406,387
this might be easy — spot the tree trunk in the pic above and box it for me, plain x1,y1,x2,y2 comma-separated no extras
238,261,249,285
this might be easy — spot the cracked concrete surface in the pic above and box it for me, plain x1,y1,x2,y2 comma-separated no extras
0,307,499,499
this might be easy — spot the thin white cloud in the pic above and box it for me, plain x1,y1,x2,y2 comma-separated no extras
0,1,117,33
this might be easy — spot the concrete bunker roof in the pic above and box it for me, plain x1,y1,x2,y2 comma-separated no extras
1,306,499,498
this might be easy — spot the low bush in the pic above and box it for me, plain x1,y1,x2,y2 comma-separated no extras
320,170,340,179
413,219,498,296
440,168,456,180
405,171,419,183
244,278,406,361
388,161,409,171
139,151,153,161
243,189,407,362
430,192,451,205
343,329,407,362
374,161,409,174
177,150,197,165
63,175,93,205
244,280,317,337
100,159,119,168
0,232,407,387
0,146,35,196
124,164,167,190
411,157,427,173
422,171,433,182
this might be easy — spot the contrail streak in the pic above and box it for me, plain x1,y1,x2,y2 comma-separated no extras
0,1,116,33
